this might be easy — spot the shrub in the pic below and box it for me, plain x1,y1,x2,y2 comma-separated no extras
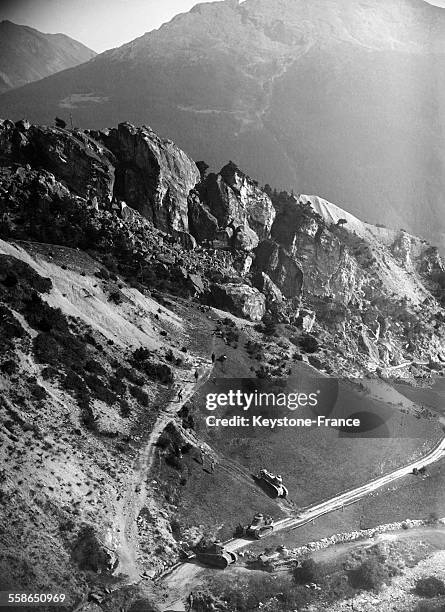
108,290,123,305
299,334,319,353
133,347,152,362
85,373,117,405
0,359,19,375
71,525,109,573
119,399,131,418
415,577,445,598
294,558,320,585
348,558,392,592
33,333,60,365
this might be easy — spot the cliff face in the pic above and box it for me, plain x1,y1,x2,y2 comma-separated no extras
0,117,444,606
0,117,444,375
1,0,445,248
95,122,200,233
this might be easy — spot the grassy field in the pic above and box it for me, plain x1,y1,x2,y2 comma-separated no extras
243,457,445,553
152,313,443,543
192,365,440,509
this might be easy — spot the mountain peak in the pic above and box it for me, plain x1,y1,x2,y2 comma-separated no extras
0,21,95,94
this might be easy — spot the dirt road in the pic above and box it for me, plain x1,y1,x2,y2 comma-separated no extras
108,355,214,583
157,436,445,611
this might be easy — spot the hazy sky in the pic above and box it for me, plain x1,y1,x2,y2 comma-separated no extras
0,0,443,53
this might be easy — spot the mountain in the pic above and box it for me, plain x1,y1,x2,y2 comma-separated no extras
0,0,444,249
0,117,444,608
0,20,96,93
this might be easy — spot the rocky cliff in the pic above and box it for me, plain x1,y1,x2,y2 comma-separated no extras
1,0,445,249
1,118,444,377
0,117,444,609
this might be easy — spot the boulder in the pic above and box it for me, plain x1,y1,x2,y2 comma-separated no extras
0,121,115,202
298,308,316,333
172,230,197,251
98,122,199,233
25,125,114,201
233,224,259,252
252,271,283,306
208,283,266,321
254,240,303,299
219,162,275,240
271,195,323,250
202,161,275,249
0,119,18,162
187,190,219,243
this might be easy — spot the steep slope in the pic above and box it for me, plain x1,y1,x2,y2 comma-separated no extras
0,0,444,247
0,117,444,609
0,20,96,93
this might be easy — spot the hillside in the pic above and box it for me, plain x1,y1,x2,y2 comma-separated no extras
0,0,444,248
0,118,444,610
0,20,96,93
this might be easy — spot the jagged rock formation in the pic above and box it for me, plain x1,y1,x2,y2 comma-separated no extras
207,283,266,321
94,122,200,233
254,240,304,300
197,162,275,252
0,117,444,609
0,117,444,369
1,0,445,248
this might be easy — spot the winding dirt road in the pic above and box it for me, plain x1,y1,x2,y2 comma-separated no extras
108,355,214,583
157,436,445,611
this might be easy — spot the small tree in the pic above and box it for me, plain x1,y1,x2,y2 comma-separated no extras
349,558,390,592
294,558,319,584
415,576,445,598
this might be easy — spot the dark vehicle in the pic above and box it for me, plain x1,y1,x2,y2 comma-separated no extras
195,540,238,569
257,469,288,498
235,513,274,539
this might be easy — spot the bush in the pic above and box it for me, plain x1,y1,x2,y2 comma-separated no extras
133,347,152,362
299,334,319,353
108,290,123,305
85,373,117,405
294,558,320,585
415,577,445,598
71,525,110,573
0,359,19,375
348,558,392,592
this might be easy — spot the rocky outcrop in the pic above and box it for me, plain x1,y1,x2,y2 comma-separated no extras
187,190,219,243
252,271,283,306
201,162,275,250
0,120,115,201
254,240,303,299
207,283,266,321
97,122,199,234
219,162,275,240
271,194,323,250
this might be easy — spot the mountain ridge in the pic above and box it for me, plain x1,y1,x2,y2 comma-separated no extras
0,20,96,94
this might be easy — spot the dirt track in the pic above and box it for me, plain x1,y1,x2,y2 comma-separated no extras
156,436,445,611
109,355,214,584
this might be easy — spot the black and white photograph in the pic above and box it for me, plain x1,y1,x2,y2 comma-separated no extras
0,0,445,610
